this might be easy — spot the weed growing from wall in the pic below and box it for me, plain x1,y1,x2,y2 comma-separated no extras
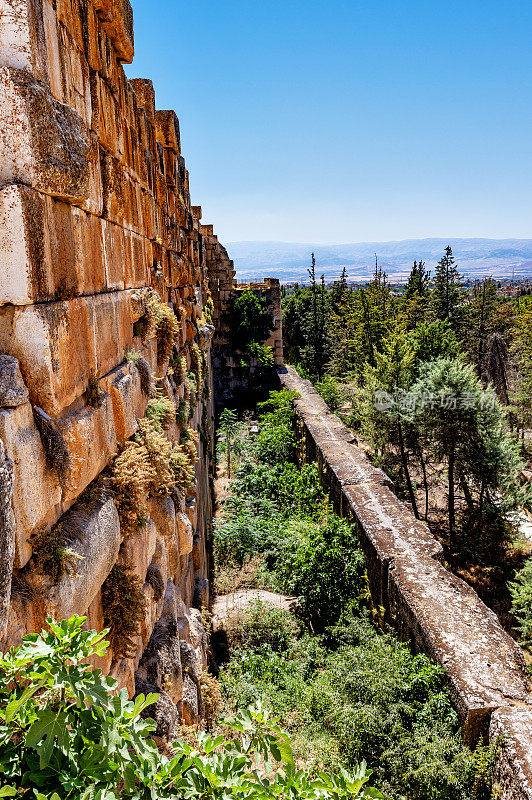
190,342,204,394
102,563,147,658
176,400,190,427
145,394,176,432
111,440,156,535
86,371,105,407
33,407,71,484
126,350,154,397
30,524,82,584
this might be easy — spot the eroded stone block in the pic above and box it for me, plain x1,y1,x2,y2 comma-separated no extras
61,394,117,504
491,706,532,800
0,291,138,414
0,66,90,201
0,402,61,568
0,355,29,407
47,496,120,620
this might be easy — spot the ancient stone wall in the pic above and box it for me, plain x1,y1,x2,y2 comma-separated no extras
279,364,532,799
0,0,225,730
201,228,282,406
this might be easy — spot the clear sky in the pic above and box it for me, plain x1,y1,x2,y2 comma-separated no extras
125,0,532,245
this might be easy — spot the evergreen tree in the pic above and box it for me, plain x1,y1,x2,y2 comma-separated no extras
411,357,526,561
404,260,430,300
361,330,419,517
431,246,463,331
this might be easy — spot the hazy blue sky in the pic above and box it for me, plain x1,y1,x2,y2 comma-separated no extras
125,0,532,244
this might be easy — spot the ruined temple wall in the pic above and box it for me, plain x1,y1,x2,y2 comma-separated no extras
0,0,221,729
201,227,282,406
279,365,532,798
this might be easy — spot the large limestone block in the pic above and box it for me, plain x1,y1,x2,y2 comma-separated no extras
72,206,108,295
155,110,180,154
0,67,90,202
0,0,48,79
0,291,138,414
129,78,155,122
91,71,124,157
61,394,117,504
0,183,83,306
148,495,178,574
47,496,120,621
119,517,156,583
101,362,145,445
90,0,134,63
0,402,61,568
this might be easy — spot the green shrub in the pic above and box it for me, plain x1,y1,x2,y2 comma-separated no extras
145,394,176,431
510,557,532,644
225,601,298,653
316,375,343,411
276,516,366,631
0,616,380,799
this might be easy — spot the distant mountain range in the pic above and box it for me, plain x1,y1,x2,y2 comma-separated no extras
227,238,532,284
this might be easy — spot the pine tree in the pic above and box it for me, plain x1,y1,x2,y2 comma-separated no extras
431,246,463,331
411,357,526,561
404,260,430,300
361,330,419,518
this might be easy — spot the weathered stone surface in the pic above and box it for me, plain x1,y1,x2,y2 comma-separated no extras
101,362,145,445
176,510,193,555
389,557,530,743
0,291,139,414
0,355,29,407
0,67,90,201
0,401,61,568
61,394,117,503
47,496,120,620
491,707,532,799
0,0,225,739
154,110,180,154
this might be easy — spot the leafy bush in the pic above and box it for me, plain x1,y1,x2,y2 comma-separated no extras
0,617,380,799
224,601,298,653
316,376,343,412
276,516,366,631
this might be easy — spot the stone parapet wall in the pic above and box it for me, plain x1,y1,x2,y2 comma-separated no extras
279,364,532,799
0,0,226,731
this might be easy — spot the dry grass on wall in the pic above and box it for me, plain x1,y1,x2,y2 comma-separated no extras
101,563,147,659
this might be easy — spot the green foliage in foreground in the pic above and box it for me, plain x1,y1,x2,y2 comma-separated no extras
0,616,381,800
220,608,498,800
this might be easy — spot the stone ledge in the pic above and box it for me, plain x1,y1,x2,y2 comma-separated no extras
279,365,532,755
